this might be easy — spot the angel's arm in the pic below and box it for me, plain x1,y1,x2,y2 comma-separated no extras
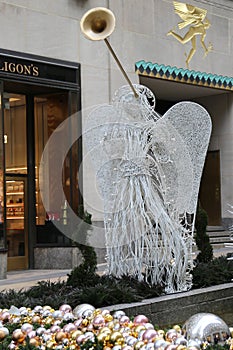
200,34,213,56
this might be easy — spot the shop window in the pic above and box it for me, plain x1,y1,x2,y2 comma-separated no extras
4,94,27,174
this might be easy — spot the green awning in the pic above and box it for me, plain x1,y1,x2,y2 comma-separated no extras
135,60,233,91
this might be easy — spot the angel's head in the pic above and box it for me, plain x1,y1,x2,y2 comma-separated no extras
112,84,160,122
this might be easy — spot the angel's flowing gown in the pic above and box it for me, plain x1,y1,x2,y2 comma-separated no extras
84,84,212,293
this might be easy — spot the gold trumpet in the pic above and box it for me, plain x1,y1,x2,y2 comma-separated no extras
80,7,138,98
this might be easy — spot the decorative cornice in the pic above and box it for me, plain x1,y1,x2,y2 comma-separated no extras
135,60,233,91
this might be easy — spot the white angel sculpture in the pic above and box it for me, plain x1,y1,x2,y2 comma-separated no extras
84,84,211,293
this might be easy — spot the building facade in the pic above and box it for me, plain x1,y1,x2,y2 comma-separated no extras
0,0,232,277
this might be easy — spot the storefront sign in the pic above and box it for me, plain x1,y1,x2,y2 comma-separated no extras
0,49,80,89
0,61,39,76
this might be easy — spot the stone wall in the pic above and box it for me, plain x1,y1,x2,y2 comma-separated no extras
34,247,83,269
34,246,106,269
107,283,233,328
0,250,7,280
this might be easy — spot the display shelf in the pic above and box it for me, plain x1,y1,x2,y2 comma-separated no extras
6,180,25,230
7,217,24,220
7,203,24,208
6,192,24,195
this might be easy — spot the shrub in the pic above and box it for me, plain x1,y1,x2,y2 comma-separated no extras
192,255,233,288
194,203,213,263
66,205,98,287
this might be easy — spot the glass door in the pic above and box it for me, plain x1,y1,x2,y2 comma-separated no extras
0,82,5,250
3,93,28,270
34,93,80,244
6,177,28,270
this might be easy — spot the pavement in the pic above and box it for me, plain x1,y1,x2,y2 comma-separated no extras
0,247,232,292
0,269,71,292
0,263,107,292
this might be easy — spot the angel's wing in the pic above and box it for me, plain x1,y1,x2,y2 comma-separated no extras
153,101,212,217
173,1,207,29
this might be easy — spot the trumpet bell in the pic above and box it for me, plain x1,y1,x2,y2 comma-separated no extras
80,7,115,41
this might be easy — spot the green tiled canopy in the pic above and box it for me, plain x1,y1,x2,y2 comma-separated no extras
135,60,233,91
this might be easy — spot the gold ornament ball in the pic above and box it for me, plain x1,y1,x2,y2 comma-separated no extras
0,330,6,340
133,325,146,337
55,331,67,343
157,330,165,339
173,325,181,334
107,321,115,330
12,329,26,343
22,316,32,324
105,314,113,322
69,345,77,350
82,319,89,327
0,327,9,337
110,331,124,344
97,332,108,343
32,315,41,324
100,327,112,335
134,341,145,350
44,316,54,325
229,327,233,338
116,337,125,346
46,340,56,349
29,338,40,347
177,345,186,350
93,309,101,316
71,330,83,340
43,305,52,311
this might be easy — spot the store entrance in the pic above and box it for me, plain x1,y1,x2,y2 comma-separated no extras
0,50,81,273
2,87,80,271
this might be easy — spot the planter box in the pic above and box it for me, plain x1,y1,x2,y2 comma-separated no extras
107,283,233,328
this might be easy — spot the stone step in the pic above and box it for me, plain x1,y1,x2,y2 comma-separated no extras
211,243,230,249
193,242,227,250
193,244,233,255
209,236,232,243
211,243,225,250
207,226,225,232
206,230,232,246
208,231,232,238
194,229,232,248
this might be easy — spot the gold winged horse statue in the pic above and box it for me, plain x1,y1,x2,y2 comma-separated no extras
167,1,213,68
